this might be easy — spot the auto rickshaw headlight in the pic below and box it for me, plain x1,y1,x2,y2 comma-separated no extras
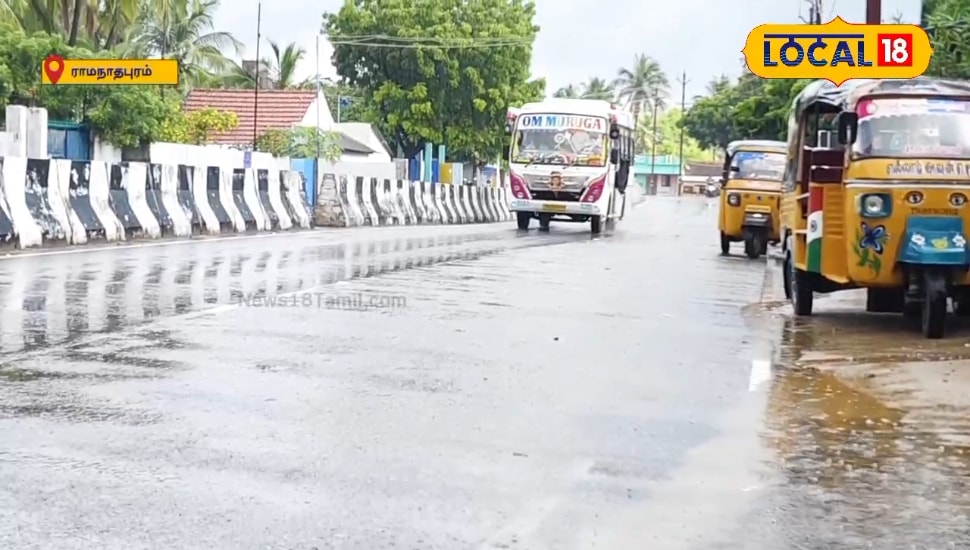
860,193,891,217
727,193,740,206
951,193,967,207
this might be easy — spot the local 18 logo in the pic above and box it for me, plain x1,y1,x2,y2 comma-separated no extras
742,16,933,86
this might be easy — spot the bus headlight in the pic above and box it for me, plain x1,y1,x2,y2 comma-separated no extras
727,193,740,206
859,193,891,217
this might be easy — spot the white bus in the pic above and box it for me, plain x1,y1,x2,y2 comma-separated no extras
504,99,635,234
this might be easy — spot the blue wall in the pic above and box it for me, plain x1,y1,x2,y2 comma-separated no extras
290,158,316,205
48,121,91,160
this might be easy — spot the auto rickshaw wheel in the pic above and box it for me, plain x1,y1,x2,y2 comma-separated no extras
590,215,601,234
782,255,792,300
516,212,531,230
866,288,905,313
789,258,814,316
720,232,730,255
744,229,763,260
922,270,948,339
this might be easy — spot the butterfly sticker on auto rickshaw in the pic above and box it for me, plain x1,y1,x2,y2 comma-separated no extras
852,221,889,276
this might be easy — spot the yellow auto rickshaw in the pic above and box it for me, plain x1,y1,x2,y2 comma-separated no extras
781,77,970,338
718,140,787,259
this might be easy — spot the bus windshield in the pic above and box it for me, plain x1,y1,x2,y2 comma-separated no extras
511,114,608,167
853,98,970,159
729,151,786,181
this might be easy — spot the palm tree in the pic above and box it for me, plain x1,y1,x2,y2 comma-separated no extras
134,0,241,87
0,0,141,49
553,84,581,98
705,75,731,95
213,41,306,89
265,40,306,89
581,78,614,100
614,53,669,121
213,60,270,88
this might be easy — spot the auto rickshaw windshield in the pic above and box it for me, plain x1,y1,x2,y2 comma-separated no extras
729,151,786,181
852,97,970,159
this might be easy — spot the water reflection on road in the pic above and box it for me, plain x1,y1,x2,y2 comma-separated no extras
766,312,970,547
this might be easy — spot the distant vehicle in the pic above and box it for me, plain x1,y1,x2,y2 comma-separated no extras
718,140,787,259
705,177,719,197
504,99,635,234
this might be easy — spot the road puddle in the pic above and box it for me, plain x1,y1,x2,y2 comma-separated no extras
763,311,970,545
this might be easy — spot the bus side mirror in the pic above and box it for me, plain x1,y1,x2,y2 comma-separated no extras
838,112,858,144
502,145,510,159
609,122,619,139
609,149,618,164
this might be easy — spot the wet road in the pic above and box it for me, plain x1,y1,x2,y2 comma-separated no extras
3,197,970,549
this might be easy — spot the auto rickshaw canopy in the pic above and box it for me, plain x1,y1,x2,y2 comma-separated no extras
725,140,788,158
791,77,970,119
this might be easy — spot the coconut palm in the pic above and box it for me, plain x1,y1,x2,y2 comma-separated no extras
134,0,241,86
265,40,306,89
581,77,614,100
614,53,669,120
553,84,581,98
706,75,731,95
214,41,306,89
1,0,141,49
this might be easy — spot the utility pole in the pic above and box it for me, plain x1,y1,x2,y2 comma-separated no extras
315,34,321,161
650,97,659,195
252,1,262,149
801,0,822,23
866,0,881,23
677,70,688,197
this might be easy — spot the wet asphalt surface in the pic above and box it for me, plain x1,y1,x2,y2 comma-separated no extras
3,197,970,549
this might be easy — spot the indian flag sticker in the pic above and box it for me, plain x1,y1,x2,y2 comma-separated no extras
806,186,824,273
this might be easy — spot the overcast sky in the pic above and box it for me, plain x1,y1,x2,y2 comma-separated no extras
215,0,922,103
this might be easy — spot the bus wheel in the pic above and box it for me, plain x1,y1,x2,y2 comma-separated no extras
922,270,947,339
538,214,552,231
516,212,531,230
590,215,602,234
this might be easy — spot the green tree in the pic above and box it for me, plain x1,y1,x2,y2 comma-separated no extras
581,77,613,100
323,0,544,162
0,29,189,148
924,0,970,79
265,40,306,89
132,0,240,87
255,127,342,161
320,80,374,123
682,74,808,152
0,0,141,49
614,53,669,121
637,109,711,161
553,84,581,98
156,107,238,144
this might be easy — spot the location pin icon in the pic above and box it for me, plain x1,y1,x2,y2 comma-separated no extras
44,54,64,84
